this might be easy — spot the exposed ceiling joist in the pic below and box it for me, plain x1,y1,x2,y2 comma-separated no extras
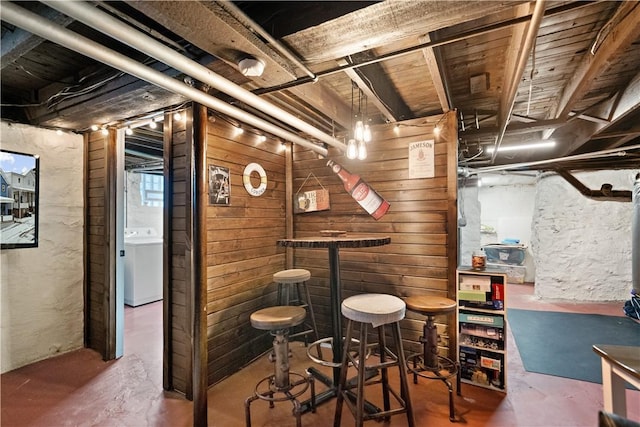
551,2,640,121
554,71,640,156
419,34,450,113
491,0,546,162
0,4,74,70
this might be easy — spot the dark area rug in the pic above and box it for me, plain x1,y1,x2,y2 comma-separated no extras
508,309,640,386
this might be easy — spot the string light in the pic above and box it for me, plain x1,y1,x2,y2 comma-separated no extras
149,121,157,129
173,112,182,121
101,127,109,135
125,127,133,135
258,135,267,143
91,124,99,131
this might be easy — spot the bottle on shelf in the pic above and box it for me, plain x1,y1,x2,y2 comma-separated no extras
326,160,390,220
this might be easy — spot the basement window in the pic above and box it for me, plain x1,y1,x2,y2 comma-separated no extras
140,173,163,207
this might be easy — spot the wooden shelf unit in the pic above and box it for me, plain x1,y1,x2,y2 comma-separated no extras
457,268,508,393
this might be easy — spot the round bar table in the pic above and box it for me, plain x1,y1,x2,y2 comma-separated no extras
277,234,391,410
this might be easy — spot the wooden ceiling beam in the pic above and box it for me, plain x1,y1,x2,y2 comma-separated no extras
553,71,640,156
551,2,640,121
419,34,450,113
128,1,352,129
1,4,74,70
339,51,413,123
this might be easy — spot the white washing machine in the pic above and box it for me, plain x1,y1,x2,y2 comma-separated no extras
124,228,163,306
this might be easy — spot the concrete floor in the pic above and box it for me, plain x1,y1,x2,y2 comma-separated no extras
2,283,639,426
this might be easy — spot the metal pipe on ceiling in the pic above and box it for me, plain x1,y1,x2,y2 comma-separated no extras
1,2,329,157
217,1,318,82
490,0,547,164
467,144,640,175
40,0,345,153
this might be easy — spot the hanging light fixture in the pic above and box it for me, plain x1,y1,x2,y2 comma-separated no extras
347,81,370,160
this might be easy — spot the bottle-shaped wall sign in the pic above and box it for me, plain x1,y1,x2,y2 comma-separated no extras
326,160,390,220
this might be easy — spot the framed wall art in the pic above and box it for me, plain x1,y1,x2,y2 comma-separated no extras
208,164,230,205
0,149,40,249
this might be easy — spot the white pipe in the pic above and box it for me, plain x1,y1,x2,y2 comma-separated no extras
468,144,640,175
218,1,318,82
491,0,546,163
1,2,328,157
41,0,346,152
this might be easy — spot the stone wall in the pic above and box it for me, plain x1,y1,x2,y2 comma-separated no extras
532,170,638,301
1,122,84,373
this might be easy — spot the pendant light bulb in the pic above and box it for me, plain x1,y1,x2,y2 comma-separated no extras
363,124,372,142
357,140,367,160
346,138,357,159
149,121,157,129
354,120,364,141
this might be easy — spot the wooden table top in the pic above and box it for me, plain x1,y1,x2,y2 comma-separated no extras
277,234,391,249
592,344,640,379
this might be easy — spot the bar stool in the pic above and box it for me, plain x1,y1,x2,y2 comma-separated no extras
245,306,316,427
404,295,460,422
334,293,415,427
274,269,320,345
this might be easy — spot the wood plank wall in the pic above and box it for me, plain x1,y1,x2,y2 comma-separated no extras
290,112,458,358
166,109,194,396
84,130,116,359
204,116,287,385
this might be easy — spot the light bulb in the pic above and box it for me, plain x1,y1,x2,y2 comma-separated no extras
101,128,109,136
363,124,372,142
346,139,357,159
90,124,99,131
149,121,157,129
125,127,133,135
357,140,367,160
354,120,364,141
174,112,182,121
258,135,267,143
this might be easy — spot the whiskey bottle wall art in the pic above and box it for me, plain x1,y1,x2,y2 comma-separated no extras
326,160,390,220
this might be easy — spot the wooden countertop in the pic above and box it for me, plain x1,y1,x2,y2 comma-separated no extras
277,234,391,249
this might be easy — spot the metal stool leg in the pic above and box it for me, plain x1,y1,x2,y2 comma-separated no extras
392,321,415,427
299,281,320,343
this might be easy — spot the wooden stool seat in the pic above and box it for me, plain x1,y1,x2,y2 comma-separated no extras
250,306,306,331
245,305,315,427
273,268,311,283
273,269,319,346
405,295,457,315
404,295,460,422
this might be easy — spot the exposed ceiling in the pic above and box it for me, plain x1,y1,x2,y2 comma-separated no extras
1,1,639,175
